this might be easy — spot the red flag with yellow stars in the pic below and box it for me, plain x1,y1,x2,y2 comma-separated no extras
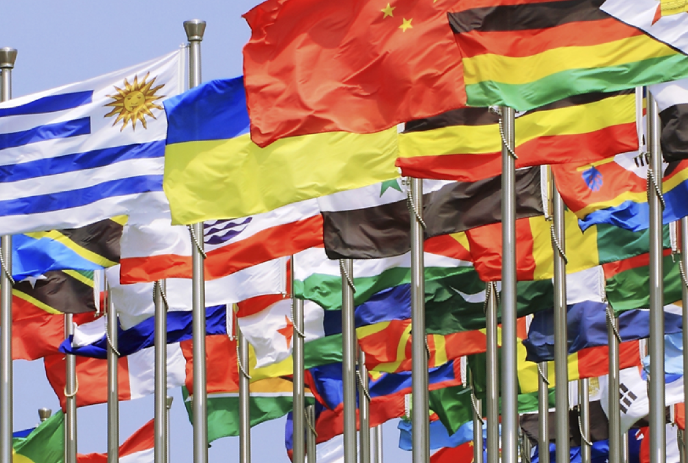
242,0,466,147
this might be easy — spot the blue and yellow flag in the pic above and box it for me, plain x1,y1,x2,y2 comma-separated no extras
163,77,399,224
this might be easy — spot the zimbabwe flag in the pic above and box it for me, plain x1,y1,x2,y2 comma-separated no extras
397,90,637,181
448,0,688,110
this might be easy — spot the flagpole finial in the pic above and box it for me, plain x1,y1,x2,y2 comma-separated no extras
38,408,52,422
166,396,174,410
183,20,206,42
0,48,17,69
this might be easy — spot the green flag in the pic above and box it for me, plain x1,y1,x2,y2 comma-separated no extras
13,411,64,463
428,384,474,435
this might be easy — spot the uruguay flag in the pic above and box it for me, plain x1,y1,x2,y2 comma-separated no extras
0,50,181,235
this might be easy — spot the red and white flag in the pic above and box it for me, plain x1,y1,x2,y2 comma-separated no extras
44,344,185,409
78,418,154,463
119,199,322,283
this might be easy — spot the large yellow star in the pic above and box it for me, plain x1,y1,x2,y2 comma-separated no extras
399,18,413,32
381,3,395,18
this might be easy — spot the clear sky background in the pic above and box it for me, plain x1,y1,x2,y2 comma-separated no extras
0,1,411,462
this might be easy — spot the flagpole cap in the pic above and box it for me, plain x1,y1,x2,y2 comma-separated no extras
0,48,17,69
183,20,206,42
166,396,174,409
38,408,52,422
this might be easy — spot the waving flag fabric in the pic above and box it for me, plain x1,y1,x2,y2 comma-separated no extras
163,78,399,224
14,269,98,314
77,419,153,463
0,51,180,235
321,167,544,259
44,343,185,409
554,152,688,231
449,0,688,111
120,203,320,283
398,90,637,181
650,77,688,161
242,0,465,147
12,411,64,463
12,216,124,281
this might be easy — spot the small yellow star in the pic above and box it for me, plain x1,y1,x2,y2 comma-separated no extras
381,3,395,18
399,18,413,32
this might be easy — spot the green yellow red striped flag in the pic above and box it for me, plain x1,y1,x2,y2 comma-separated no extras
448,0,688,110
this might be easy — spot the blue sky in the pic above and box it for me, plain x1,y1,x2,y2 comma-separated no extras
0,1,411,461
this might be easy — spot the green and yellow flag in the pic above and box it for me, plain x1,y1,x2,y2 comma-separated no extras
13,411,64,463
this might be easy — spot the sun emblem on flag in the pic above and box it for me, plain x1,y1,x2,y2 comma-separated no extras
653,0,688,24
104,72,165,131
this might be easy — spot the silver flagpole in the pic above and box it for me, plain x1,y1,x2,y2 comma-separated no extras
579,378,591,463
183,19,208,463
292,257,306,463
471,373,484,463
0,47,16,463
647,91,666,463
340,258,357,463
485,281,499,463
537,362,549,463
550,173,569,463
107,284,119,463
499,106,518,463
358,349,370,463
409,178,429,463
306,405,316,463
166,396,173,463
681,216,688,460
38,409,52,423
154,281,167,463
65,314,77,463
371,425,382,463
607,305,621,463
238,327,251,463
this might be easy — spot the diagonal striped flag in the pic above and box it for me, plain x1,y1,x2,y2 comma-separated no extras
0,50,181,235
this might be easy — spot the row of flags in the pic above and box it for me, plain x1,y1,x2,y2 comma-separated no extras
2,0,688,461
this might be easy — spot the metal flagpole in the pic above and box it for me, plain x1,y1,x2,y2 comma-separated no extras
166,396,173,463
183,19,208,463
409,178,429,463
550,172,569,463
358,349,370,463
470,373,484,463
537,362,549,463
65,314,77,463
238,326,251,463
154,281,168,463
0,47,16,463
340,258,357,463
107,284,119,463
499,106,518,463
681,216,688,460
38,409,52,423
292,257,306,463
485,281,499,463
579,378,591,463
371,425,382,463
607,304,621,463
306,405,316,463
647,91,666,463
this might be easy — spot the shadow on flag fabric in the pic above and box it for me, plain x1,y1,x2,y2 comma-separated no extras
0,50,181,235
162,77,399,224
12,410,64,463
241,0,466,147
448,0,688,111
650,77,688,162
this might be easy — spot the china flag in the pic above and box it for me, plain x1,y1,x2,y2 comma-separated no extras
243,0,466,147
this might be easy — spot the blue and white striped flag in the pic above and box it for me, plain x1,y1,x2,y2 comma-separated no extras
0,50,181,235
